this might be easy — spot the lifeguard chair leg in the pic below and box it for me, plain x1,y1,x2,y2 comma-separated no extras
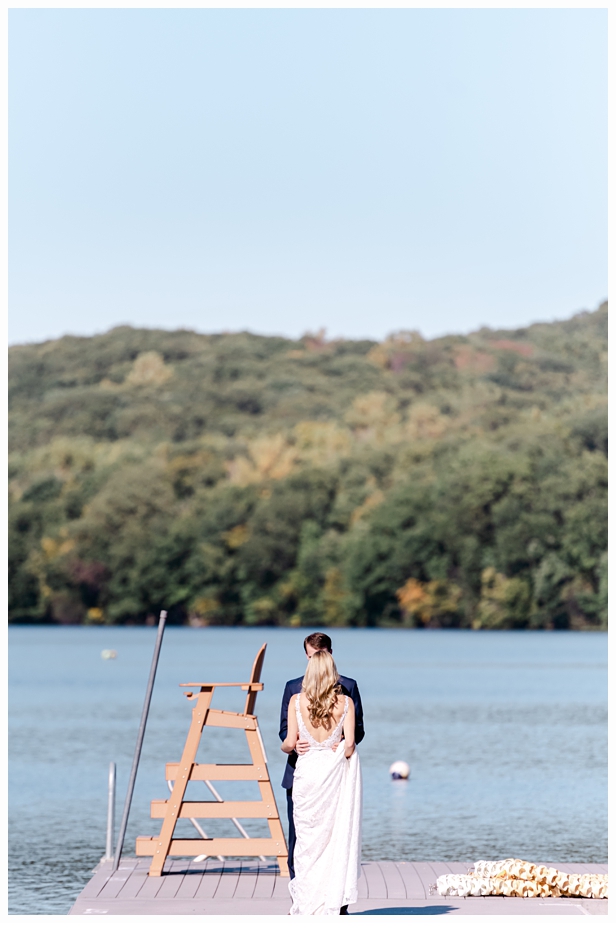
244,728,289,877
148,688,213,876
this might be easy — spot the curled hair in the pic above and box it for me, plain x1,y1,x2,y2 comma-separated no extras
301,649,341,729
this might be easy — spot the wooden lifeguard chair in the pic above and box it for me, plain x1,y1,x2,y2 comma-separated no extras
136,643,289,876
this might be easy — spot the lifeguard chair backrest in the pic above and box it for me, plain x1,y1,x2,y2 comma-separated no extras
244,642,267,715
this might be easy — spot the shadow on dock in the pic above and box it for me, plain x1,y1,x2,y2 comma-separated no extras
354,905,456,915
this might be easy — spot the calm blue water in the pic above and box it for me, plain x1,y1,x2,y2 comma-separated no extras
9,626,607,914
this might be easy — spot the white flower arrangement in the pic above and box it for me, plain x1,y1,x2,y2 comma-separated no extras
431,859,608,899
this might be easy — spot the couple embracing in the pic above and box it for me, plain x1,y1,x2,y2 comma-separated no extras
279,632,364,915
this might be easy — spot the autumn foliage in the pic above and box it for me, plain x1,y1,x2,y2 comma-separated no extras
8,303,607,629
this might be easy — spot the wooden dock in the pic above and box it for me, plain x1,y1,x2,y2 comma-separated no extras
69,857,608,915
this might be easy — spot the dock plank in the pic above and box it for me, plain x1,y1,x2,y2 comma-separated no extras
97,875,134,900
156,873,186,898
213,867,241,899
377,860,407,899
445,861,474,874
136,876,166,899
362,861,387,898
431,860,458,889
174,866,209,899
252,866,277,898
271,873,292,898
195,864,223,899
116,870,150,900
166,859,193,873
75,868,115,900
395,861,427,899
411,860,440,897
234,862,259,898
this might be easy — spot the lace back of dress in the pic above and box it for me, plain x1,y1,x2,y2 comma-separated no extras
296,695,348,748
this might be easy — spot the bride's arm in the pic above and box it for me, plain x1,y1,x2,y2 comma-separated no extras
280,695,299,754
342,700,356,758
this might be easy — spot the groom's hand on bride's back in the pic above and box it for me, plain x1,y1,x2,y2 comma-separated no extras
296,737,310,755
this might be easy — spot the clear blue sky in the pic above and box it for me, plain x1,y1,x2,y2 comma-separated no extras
9,7,607,346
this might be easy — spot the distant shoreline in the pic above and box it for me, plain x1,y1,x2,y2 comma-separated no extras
7,622,606,632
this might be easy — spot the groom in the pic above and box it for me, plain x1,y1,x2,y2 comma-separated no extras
279,631,365,901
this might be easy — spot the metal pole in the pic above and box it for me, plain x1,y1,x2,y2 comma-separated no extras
105,762,116,860
113,609,167,872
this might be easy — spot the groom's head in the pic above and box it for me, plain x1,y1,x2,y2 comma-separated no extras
304,632,332,657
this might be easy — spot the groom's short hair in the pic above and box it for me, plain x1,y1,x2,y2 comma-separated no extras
304,632,332,653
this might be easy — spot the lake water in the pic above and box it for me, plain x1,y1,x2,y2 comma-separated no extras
8,626,607,914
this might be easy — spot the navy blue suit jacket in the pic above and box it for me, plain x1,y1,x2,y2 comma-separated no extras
279,674,365,789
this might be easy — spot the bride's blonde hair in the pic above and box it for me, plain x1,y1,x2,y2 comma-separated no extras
301,649,341,729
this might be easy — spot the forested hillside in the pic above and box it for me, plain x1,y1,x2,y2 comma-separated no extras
9,303,607,629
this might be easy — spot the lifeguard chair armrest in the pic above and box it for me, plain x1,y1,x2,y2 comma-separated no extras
179,682,264,690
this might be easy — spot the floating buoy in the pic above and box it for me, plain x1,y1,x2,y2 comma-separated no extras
389,760,410,780
101,649,117,660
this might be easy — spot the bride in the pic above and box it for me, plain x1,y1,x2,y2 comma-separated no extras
280,649,362,915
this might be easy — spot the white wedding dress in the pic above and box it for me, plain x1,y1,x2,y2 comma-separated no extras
288,695,363,915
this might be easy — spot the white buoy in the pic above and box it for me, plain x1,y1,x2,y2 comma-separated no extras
389,760,410,780
101,649,117,660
